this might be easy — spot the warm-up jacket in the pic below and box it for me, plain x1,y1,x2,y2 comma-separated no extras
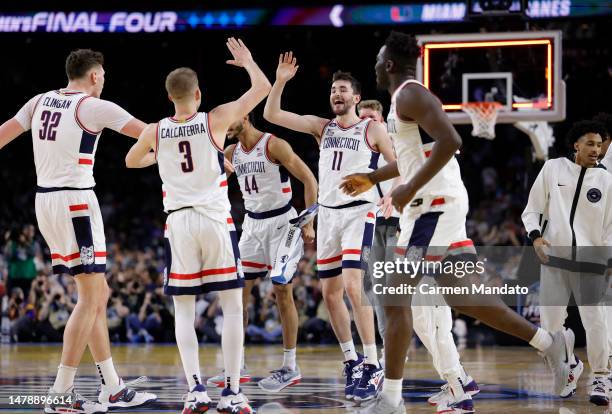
522,157,612,273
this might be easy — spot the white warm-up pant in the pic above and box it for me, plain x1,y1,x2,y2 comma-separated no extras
540,265,609,373
413,277,463,379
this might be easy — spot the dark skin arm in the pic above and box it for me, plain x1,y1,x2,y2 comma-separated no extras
340,83,461,213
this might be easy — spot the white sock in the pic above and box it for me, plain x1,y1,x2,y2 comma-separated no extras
219,289,244,393
96,357,120,388
363,343,379,368
283,348,297,371
460,365,469,383
173,296,202,390
529,327,553,352
340,340,358,362
53,364,77,393
381,377,403,406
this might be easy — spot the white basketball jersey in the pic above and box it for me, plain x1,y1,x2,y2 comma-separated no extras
31,90,101,188
232,133,292,213
156,112,230,214
387,80,466,200
318,118,379,206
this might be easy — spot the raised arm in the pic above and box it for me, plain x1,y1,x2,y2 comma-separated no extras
263,52,328,141
267,136,318,243
209,38,272,149
125,123,157,168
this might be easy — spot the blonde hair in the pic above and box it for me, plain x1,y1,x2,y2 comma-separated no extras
357,100,384,113
165,67,199,100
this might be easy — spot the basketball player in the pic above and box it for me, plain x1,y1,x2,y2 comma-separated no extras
523,120,612,404
340,32,575,414
357,100,480,407
264,53,396,402
125,38,270,414
0,49,156,414
206,113,318,392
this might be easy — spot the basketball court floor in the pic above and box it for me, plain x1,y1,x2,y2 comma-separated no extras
0,344,608,413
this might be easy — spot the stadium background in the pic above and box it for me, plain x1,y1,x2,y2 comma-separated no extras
0,0,610,347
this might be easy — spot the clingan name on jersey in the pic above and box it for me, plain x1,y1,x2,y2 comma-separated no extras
321,136,360,151
42,96,72,110
159,122,207,139
235,161,265,176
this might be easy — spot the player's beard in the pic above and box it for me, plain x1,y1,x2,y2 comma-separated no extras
331,100,353,116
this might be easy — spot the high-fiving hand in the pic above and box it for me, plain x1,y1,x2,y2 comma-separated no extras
226,37,254,68
276,51,299,82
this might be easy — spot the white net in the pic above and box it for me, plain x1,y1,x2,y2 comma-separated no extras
461,102,502,140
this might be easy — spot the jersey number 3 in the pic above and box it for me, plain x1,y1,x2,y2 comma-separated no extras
178,141,194,173
39,110,62,141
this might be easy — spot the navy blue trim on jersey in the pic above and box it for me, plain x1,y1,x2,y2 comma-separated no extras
164,278,245,296
280,167,290,183
362,222,375,248
418,126,434,144
342,260,361,269
246,202,292,219
229,230,240,260
52,264,106,276
407,212,443,248
368,152,381,170
318,267,342,278
79,131,97,154
217,151,225,174
376,183,384,198
320,200,371,210
71,216,100,274
37,186,94,193
164,237,172,280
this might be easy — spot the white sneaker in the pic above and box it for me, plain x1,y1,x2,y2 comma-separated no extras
427,376,480,406
182,383,212,414
559,356,583,398
98,378,157,409
206,368,251,388
354,394,405,414
44,387,107,414
217,387,256,413
436,394,474,414
258,367,302,392
589,376,610,406
543,329,575,395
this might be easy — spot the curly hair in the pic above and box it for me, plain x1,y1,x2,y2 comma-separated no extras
566,120,607,145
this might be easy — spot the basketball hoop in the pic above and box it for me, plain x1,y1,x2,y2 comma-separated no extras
461,102,502,140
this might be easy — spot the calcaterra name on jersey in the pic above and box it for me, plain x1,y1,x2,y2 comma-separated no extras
159,122,207,139
41,97,72,110
235,161,266,176
321,136,361,151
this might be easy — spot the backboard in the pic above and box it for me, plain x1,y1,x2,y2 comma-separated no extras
416,31,565,124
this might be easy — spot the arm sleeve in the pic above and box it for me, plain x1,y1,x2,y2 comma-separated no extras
13,94,43,131
78,98,134,133
522,161,550,238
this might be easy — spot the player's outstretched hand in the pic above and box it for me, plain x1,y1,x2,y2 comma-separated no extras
339,173,374,197
276,52,299,83
390,183,416,214
226,37,253,67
